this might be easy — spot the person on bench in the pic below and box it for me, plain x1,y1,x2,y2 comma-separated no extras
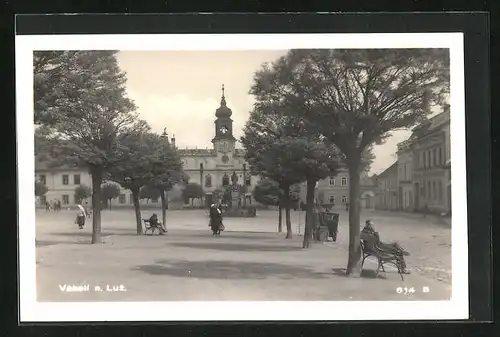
361,220,411,274
149,213,167,234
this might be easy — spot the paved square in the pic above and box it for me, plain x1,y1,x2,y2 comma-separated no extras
35,209,451,301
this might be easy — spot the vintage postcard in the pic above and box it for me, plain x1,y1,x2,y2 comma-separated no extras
16,32,467,321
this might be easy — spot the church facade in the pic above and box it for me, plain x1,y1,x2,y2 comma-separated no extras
174,85,258,205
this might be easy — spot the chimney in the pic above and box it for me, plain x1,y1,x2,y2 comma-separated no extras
171,134,176,147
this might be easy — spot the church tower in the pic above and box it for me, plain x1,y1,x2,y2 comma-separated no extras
212,85,236,159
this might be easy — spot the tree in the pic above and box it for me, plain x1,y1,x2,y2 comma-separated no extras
35,181,48,197
252,49,449,274
107,129,182,234
74,185,92,204
34,51,140,244
139,185,162,203
252,179,283,232
182,183,204,205
101,183,121,210
149,137,185,229
243,88,342,242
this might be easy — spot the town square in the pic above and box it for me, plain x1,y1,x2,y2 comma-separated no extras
32,47,453,303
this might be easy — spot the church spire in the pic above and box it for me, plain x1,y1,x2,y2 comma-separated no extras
220,84,226,107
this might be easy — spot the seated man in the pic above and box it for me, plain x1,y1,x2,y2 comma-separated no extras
149,213,167,234
361,220,410,274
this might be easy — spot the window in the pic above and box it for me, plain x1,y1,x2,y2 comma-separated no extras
438,147,443,166
39,174,46,185
222,174,229,186
62,195,69,205
40,195,46,205
341,195,347,203
245,176,251,186
438,181,443,201
421,183,425,197
329,177,335,186
433,149,437,168
152,196,158,203
119,194,126,204
74,174,81,185
341,177,347,186
423,152,427,168
129,194,134,204
427,181,431,199
62,175,69,185
432,181,436,200
329,196,335,205
200,163,204,170
404,165,407,180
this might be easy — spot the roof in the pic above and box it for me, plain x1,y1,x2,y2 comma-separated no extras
410,108,450,140
377,162,398,178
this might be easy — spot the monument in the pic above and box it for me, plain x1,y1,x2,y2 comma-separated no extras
223,172,256,217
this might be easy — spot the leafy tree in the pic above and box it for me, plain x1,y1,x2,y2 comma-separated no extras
251,49,449,274
242,96,342,241
35,181,48,197
182,183,204,205
139,185,162,203
107,130,182,234
101,183,121,210
34,50,140,244
74,185,92,204
149,136,186,229
252,179,284,232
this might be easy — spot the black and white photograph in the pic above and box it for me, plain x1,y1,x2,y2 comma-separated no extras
16,32,468,321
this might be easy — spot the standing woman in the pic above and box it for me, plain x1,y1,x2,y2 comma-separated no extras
75,204,87,229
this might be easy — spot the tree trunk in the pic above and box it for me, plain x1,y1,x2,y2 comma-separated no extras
108,198,112,210
160,190,167,229
90,167,102,244
278,204,283,233
346,159,362,277
132,189,142,235
283,184,292,239
302,178,316,248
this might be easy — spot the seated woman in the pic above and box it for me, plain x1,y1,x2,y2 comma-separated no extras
361,220,410,274
149,213,167,234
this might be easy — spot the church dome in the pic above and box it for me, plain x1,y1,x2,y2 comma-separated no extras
215,85,232,118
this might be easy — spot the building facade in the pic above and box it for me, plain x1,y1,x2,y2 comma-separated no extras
375,162,399,210
377,107,452,214
396,139,414,211
409,108,451,214
175,85,258,206
297,169,376,210
35,86,259,208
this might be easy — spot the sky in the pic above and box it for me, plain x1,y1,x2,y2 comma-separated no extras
117,51,411,175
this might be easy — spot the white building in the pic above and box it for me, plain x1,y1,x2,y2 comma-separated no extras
35,86,259,208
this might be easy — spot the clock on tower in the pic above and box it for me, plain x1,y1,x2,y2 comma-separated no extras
212,85,236,152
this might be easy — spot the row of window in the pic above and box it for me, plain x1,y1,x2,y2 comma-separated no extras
399,164,412,181
38,174,81,186
420,179,444,202
327,195,348,204
418,146,445,169
329,177,348,186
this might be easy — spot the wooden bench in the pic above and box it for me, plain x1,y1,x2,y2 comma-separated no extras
360,232,405,281
142,219,162,235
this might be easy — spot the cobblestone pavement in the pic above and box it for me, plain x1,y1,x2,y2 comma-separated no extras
33,208,452,301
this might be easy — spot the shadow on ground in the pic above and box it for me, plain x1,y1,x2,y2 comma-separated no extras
170,241,303,252
331,267,388,280
184,232,287,241
35,240,91,247
133,260,328,280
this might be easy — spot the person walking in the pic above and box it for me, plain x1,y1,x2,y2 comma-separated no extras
75,204,87,229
